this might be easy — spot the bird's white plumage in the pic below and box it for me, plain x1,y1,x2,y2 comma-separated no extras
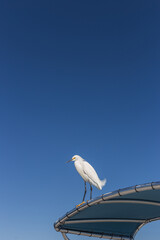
72,155,106,190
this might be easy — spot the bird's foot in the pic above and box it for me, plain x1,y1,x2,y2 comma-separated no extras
76,201,85,208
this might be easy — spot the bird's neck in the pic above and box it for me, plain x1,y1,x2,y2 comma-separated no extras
74,159,83,165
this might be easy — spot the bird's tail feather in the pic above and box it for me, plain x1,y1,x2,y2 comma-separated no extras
99,178,106,190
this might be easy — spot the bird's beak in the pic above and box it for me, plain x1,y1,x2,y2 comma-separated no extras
66,159,73,163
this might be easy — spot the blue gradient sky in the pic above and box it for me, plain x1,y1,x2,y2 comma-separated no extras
0,1,160,240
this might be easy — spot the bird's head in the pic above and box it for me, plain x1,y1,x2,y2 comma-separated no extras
67,155,82,163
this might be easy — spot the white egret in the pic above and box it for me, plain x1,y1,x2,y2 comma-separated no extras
67,155,106,204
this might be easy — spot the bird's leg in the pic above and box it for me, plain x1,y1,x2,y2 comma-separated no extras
83,181,87,202
76,181,86,208
90,184,92,200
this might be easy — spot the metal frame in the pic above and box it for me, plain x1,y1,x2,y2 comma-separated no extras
64,219,145,224
54,181,160,240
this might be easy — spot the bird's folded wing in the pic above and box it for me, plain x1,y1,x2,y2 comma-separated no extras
82,161,100,188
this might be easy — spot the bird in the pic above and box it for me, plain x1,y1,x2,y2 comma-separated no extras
67,155,106,205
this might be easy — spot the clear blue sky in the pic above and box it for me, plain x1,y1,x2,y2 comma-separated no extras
0,1,160,240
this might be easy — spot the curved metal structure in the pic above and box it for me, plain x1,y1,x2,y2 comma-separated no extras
54,181,160,240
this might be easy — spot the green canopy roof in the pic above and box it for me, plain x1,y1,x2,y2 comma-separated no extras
54,181,160,240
